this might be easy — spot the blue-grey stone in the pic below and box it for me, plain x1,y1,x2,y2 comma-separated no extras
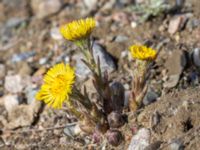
143,89,159,106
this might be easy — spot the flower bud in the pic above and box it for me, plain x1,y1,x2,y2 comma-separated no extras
107,111,125,128
106,129,123,146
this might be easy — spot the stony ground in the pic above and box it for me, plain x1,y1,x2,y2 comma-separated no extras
0,0,200,150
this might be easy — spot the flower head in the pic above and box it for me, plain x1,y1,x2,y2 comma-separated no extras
60,18,96,41
35,63,75,109
129,45,157,61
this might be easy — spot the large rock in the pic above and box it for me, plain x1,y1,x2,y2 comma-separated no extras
163,50,186,88
92,43,117,74
74,43,117,81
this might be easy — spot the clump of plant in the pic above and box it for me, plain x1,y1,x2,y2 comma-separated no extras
128,45,157,111
130,0,171,22
35,17,157,147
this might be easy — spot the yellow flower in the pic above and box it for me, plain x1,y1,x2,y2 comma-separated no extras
60,18,96,41
35,63,75,109
129,45,157,61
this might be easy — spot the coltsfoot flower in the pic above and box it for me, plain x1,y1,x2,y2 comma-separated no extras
129,45,157,61
60,18,96,41
36,63,75,109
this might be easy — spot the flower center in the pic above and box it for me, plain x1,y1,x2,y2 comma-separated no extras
50,75,67,96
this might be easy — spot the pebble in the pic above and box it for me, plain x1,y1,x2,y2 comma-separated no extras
191,48,200,67
11,51,36,63
6,17,26,28
4,75,24,93
39,57,48,65
143,89,159,106
83,0,97,11
31,0,62,19
121,51,129,59
25,87,38,104
63,123,81,138
186,19,200,31
3,94,19,113
124,90,130,108
101,0,116,11
131,21,137,28
144,141,162,150
188,71,199,85
50,27,63,40
128,128,150,150
169,139,184,150
168,15,189,35
116,0,133,7
114,35,128,43
0,64,6,80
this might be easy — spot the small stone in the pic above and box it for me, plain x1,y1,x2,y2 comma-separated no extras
116,0,133,7
187,19,200,31
131,21,137,28
59,137,67,145
170,139,184,150
168,15,188,35
39,57,48,65
0,64,6,80
5,75,24,93
143,89,159,106
3,94,19,113
128,128,150,150
121,51,129,58
124,84,129,90
191,48,200,67
112,12,129,24
11,51,36,63
64,123,81,138
144,141,162,150
83,0,97,11
6,17,26,28
25,87,38,104
101,0,116,11
124,91,130,108
50,27,63,40
188,71,199,85
114,35,128,43
18,62,32,75
31,0,62,19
